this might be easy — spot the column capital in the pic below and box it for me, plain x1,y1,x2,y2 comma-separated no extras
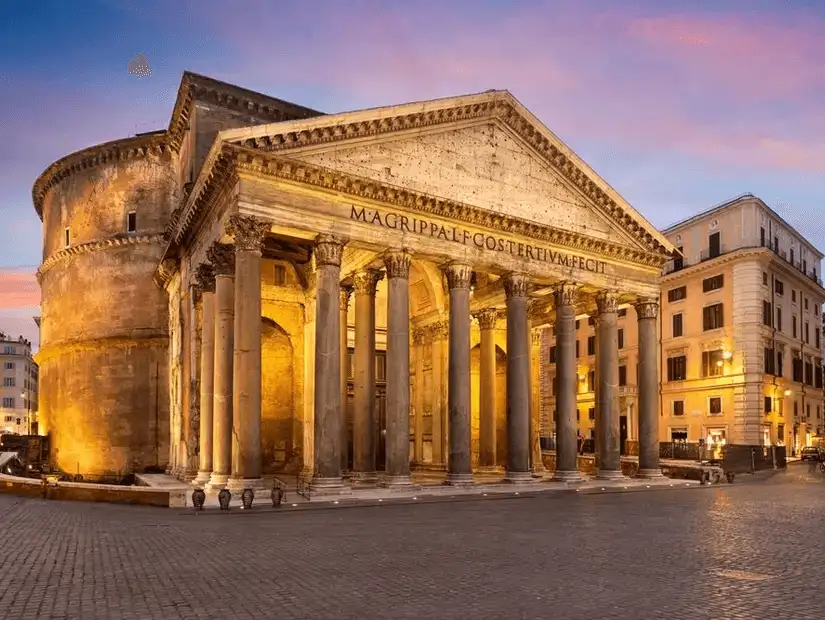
194,263,216,294
353,269,383,295
339,284,353,311
503,272,529,299
473,308,499,331
634,297,659,320
552,281,579,308
383,250,412,279
225,214,270,252
595,290,620,315
443,262,472,290
314,234,347,267
207,242,235,277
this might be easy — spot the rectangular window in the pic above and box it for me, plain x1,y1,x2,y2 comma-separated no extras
762,271,768,286
815,365,823,389
126,211,137,233
588,407,595,421
575,340,580,358
576,409,580,422
552,375,557,396
587,336,595,356
793,316,798,338
2,397,14,409
817,330,821,350
805,321,810,344
548,346,556,363
790,248,795,264
794,401,799,418
618,365,627,386
702,274,724,292
792,290,797,303
763,301,772,327
673,400,684,416
2,377,15,387
805,361,813,386
792,356,803,382
618,329,624,349
764,396,772,414
774,235,779,251
64,227,70,247
588,317,595,326
2,361,12,370
776,308,782,332
760,227,765,246
575,320,580,330
672,313,683,338
709,396,722,415
703,303,724,331
805,297,809,311
777,351,784,377
708,232,721,258
667,355,687,381
673,247,684,271
617,309,627,318
764,347,775,375
587,370,595,392
667,286,687,303
702,349,725,377
774,279,784,295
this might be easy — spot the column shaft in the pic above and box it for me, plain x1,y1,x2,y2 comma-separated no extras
194,264,216,486
445,263,473,485
636,298,663,478
339,286,352,473
596,291,624,479
227,215,269,492
352,270,382,484
312,235,347,490
382,251,415,487
476,309,498,469
206,243,234,491
553,283,583,482
504,273,532,483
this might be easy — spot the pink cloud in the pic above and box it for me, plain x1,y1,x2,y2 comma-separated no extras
0,268,39,310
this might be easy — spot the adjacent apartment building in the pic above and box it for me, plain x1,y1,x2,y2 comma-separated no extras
540,194,825,453
0,333,39,436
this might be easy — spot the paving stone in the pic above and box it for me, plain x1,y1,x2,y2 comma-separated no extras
0,464,823,619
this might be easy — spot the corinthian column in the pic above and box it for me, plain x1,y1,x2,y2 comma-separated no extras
352,268,383,485
552,282,583,482
444,262,473,485
339,285,353,473
193,263,216,487
474,308,499,470
635,297,663,478
381,250,416,488
503,273,532,483
226,214,270,492
312,234,349,492
205,242,234,492
595,290,624,480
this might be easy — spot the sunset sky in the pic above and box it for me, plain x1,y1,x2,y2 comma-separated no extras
2,0,824,347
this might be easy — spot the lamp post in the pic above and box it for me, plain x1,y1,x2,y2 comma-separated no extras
20,391,30,435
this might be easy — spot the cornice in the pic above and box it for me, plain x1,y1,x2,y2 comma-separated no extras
230,150,665,269
31,132,172,220
36,233,166,282
35,335,169,365
227,96,673,260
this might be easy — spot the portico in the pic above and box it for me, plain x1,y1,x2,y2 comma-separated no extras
159,89,674,492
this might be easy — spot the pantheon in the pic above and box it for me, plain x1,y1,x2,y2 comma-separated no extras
32,72,674,490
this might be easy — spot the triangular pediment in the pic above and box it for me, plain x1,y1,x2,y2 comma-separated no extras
221,91,674,259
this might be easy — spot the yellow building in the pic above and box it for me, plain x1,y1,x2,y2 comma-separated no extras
540,194,825,453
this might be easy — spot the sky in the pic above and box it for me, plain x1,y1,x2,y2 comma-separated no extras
1,0,824,348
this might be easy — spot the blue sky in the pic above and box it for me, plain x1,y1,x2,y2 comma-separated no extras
2,0,824,345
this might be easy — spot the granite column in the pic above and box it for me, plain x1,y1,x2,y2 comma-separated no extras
552,282,583,482
596,290,624,480
339,285,352,473
193,263,216,487
503,273,532,483
635,297,663,478
475,309,498,470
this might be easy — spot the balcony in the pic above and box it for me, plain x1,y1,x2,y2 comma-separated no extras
759,239,823,285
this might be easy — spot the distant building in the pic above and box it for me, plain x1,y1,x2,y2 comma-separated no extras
0,333,39,436
540,194,824,453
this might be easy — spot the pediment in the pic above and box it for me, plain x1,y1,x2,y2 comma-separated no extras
287,122,637,249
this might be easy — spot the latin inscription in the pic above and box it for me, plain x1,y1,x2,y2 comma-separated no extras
350,206,606,274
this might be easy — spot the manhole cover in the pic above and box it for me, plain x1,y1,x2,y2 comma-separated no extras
713,569,773,581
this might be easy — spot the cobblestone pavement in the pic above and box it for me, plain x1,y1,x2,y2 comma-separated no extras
1,464,823,620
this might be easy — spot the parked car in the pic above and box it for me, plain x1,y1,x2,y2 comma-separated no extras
800,446,822,461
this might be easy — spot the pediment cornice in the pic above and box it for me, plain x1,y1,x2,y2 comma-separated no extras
224,93,673,259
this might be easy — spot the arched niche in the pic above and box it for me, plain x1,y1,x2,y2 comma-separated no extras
260,316,298,473
470,343,508,469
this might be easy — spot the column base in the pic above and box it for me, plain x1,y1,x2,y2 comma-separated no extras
552,470,584,483
379,474,420,490
350,471,379,487
192,470,212,487
226,477,267,493
636,468,665,479
596,469,627,481
503,470,535,484
475,465,504,474
204,473,229,492
310,477,352,496
444,472,474,487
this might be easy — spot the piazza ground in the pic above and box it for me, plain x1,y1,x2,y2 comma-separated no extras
0,464,822,620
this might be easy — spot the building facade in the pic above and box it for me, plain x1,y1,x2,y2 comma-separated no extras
540,194,825,452
0,333,38,436
33,72,674,483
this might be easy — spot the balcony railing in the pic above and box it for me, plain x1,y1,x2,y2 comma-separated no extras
760,239,823,285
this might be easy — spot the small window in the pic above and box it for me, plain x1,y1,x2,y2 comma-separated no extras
126,211,137,233
617,309,627,318
764,396,772,414
774,279,784,295
575,320,580,330
763,300,772,327
618,365,627,386
702,349,725,377
587,370,595,392
703,303,724,331
618,329,624,349
709,397,722,415
64,227,70,247
673,400,684,416
587,336,595,356
576,340,580,358
548,346,556,363
667,286,687,303
702,274,724,292
667,355,687,381
672,313,683,338
588,316,595,327
762,272,768,286
2,377,15,387
3,362,12,370
792,290,797,303
588,407,595,421
776,308,783,332
805,297,809,311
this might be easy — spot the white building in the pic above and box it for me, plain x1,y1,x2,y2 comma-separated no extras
0,333,38,436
